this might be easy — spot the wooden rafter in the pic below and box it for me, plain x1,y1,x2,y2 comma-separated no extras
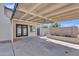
47,4,79,18
17,8,51,21
13,3,79,23
20,4,41,20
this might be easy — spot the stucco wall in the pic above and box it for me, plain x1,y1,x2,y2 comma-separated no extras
0,4,11,41
13,20,37,39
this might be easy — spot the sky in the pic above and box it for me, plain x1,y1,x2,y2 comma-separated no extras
4,3,79,27
4,3,15,10
58,19,79,27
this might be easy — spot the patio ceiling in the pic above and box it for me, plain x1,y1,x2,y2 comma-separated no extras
12,3,79,23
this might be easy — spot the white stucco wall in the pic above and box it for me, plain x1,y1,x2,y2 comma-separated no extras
39,28,48,36
0,4,11,41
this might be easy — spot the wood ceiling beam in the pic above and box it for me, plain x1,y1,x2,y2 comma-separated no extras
49,8,79,19
46,4,79,18
31,18,41,22
27,16,36,21
39,4,70,15
20,4,41,20
17,8,52,21
13,18,38,24
16,3,79,23
51,13,79,22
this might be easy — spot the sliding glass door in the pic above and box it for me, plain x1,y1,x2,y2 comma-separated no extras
16,24,28,37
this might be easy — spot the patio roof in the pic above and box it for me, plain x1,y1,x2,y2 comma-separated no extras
11,3,79,23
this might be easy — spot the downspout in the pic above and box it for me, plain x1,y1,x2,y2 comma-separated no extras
10,3,18,56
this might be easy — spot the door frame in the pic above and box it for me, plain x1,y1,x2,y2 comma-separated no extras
16,24,28,37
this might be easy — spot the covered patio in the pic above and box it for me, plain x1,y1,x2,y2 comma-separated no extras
0,3,79,56
10,3,79,44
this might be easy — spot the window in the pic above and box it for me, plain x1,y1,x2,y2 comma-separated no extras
16,24,28,37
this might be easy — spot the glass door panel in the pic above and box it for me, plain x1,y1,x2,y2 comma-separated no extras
22,26,28,36
16,25,22,37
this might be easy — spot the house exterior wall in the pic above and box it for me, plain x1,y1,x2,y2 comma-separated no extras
13,20,37,39
0,4,11,41
39,28,48,36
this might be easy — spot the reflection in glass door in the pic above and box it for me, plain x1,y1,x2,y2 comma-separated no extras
16,24,21,37
22,25,28,36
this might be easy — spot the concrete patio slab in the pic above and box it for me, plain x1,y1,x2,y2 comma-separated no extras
13,37,79,56
40,36,79,49
0,37,79,56
0,43,13,56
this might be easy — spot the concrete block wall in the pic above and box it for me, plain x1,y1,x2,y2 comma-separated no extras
49,27,79,38
47,27,79,44
47,35,79,44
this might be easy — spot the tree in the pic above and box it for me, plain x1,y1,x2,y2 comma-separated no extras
52,23,60,27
